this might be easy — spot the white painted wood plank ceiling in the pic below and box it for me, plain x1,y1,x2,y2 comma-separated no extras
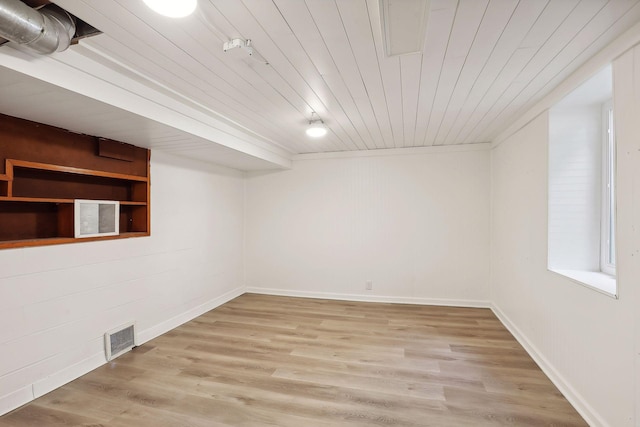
0,65,284,170
3,0,640,165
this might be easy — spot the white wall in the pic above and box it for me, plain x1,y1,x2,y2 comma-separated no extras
548,106,603,270
613,45,640,427
2,31,639,427
0,150,245,415
490,63,637,427
245,147,490,306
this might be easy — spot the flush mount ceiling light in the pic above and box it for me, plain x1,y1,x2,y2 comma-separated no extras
379,0,430,57
143,0,197,18
306,113,327,138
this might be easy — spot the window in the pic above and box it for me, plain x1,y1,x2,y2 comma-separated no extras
601,102,616,276
548,65,617,297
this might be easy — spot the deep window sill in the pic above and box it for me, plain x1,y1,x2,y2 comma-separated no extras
549,269,617,299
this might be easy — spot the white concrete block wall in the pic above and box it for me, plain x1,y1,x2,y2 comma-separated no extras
0,151,245,415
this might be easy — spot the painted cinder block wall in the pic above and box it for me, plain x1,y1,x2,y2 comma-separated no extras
0,151,245,415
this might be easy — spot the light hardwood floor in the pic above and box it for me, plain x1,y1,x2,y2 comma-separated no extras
0,294,587,426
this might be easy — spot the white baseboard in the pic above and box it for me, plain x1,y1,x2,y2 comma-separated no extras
0,387,32,417
32,351,106,400
245,287,489,308
491,303,607,427
0,285,245,417
137,286,245,344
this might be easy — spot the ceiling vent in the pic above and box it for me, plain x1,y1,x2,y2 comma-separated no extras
379,0,430,57
0,0,101,55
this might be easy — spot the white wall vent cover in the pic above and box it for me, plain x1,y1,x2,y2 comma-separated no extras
74,199,120,238
104,322,136,361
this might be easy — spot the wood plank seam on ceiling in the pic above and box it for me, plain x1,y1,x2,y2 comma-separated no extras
477,0,640,143
433,0,520,146
336,0,396,150
462,0,611,144
285,0,382,150
234,0,370,151
423,0,489,147
442,0,551,145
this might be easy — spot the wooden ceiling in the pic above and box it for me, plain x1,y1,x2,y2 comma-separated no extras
1,0,640,168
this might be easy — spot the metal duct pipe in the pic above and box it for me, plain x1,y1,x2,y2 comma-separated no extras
0,0,75,54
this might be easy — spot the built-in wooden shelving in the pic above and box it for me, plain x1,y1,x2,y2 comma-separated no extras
0,113,150,250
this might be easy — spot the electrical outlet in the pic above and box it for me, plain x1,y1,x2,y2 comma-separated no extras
365,280,373,290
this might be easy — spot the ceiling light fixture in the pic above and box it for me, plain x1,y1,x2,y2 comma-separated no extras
306,113,327,138
379,0,430,57
143,0,197,18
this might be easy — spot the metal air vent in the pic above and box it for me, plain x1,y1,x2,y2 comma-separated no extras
105,322,136,361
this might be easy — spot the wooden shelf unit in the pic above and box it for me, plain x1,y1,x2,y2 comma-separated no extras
0,113,151,250
0,173,8,198
0,232,149,250
0,197,147,205
0,159,150,248
8,159,148,201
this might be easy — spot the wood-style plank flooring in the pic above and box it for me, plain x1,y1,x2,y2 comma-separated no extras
0,294,587,426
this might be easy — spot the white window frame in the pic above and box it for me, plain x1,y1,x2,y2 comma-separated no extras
546,65,618,298
600,101,616,276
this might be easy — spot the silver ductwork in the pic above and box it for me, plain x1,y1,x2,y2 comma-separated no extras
0,0,75,54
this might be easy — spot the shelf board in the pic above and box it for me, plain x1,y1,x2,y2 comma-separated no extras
0,196,74,204
7,159,148,182
0,197,147,205
0,232,149,250
0,174,8,181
